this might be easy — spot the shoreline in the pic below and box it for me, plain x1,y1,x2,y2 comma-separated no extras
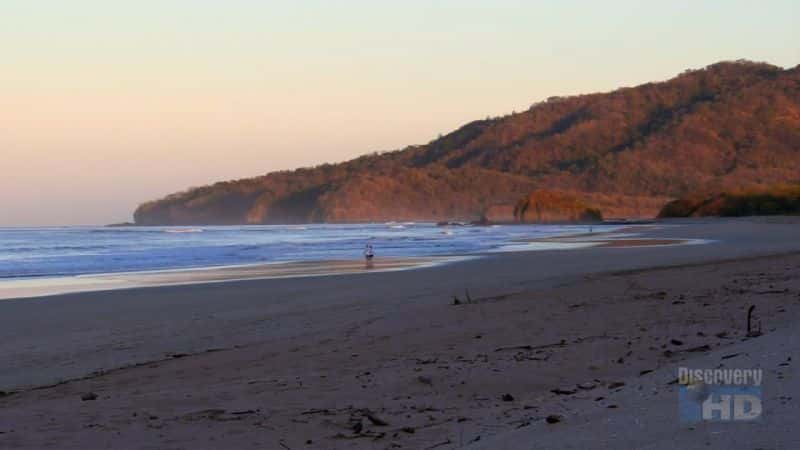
0,223,622,300
0,225,702,301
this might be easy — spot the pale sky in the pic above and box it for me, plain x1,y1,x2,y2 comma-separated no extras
1,0,798,226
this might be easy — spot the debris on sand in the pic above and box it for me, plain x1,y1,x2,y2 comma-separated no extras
495,340,567,352
551,387,577,395
663,344,711,357
81,392,98,401
180,409,246,422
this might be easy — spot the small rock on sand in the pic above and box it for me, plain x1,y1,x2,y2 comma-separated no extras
545,414,563,424
81,392,98,401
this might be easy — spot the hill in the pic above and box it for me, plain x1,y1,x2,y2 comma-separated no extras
134,60,800,225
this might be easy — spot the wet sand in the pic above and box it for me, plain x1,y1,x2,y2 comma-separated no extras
1,217,800,449
0,257,461,300
523,231,699,248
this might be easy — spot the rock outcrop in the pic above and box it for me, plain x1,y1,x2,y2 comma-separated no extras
513,191,603,223
658,184,800,217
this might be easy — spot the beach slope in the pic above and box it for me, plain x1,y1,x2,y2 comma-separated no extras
1,218,800,449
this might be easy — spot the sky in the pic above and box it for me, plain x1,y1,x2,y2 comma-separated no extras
1,1,798,226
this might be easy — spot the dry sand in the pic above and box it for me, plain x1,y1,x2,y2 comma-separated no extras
1,217,800,449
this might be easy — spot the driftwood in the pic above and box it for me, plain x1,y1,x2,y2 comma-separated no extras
426,439,453,449
364,411,388,426
663,344,711,357
452,290,520,306
747,305,762,337
495,340,567,352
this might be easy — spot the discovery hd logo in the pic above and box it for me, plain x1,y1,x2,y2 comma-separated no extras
678,367,763,422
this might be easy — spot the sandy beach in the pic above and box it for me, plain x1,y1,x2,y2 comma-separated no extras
1,217,800,449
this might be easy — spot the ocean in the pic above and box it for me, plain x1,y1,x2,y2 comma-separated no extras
0,223,612,280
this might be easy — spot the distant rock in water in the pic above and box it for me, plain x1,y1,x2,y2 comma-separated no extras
658,184,800,217
513,191,603,223
134,60,800,225
106,222,136,227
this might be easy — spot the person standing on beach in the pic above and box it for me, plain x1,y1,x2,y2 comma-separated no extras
364,243,375,269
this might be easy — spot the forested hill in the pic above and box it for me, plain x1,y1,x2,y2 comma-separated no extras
134,60,800,225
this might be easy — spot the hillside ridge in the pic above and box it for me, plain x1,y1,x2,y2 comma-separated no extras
134,60,800,225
